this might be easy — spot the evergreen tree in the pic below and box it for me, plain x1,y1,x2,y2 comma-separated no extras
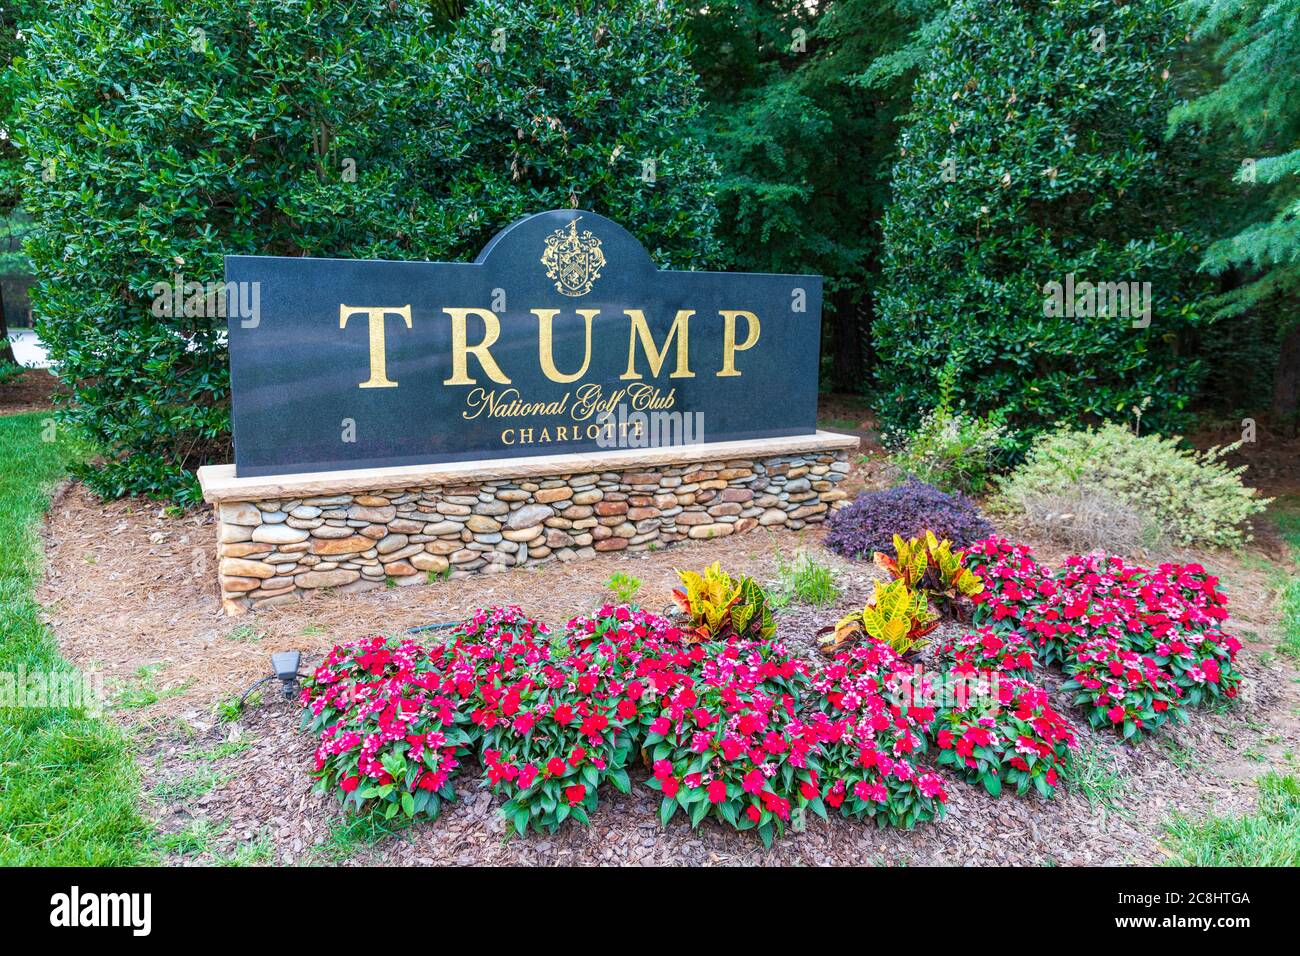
1169,0,1300,433
690,0,945,392
290,0,721,271
874,0,1211,441
16,0,718,502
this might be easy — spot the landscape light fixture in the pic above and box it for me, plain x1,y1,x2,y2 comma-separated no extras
238,650,305,708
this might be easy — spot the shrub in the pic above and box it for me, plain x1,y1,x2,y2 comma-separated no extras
671,562,776,643
810,642,948,827
301,635,470,822
874,0,1212,443
1000,483,1159,555
885,404,1011,495
16,1,449,503
824,480,994,562
994,422,1270,548
933,674,1077,798
17,0,719,503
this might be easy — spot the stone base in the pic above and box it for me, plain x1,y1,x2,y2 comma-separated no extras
198,433,858,615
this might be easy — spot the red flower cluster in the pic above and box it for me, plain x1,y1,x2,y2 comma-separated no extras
1060,638,1184,741
808,642,948,826
965,538,1244,740
932,674,1076,797
447,605,675,834
935,626,1037,678
965,537,1054,641
641,636,824,847
301,635,470,821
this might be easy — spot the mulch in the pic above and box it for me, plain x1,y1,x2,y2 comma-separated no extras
0,368,59,415
36,472,1300,866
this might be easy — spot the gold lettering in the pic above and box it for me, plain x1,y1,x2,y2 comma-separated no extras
443,308,511,385
718,310,761,377
533,308,598,383
621,309,694,380
339,304,412,388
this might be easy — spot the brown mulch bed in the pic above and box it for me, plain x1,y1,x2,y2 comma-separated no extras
38,479,1300,867
0,368,59,415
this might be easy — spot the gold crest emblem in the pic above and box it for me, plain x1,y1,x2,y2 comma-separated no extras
541,218,606,296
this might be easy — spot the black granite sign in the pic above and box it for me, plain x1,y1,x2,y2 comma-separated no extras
225,210,822,477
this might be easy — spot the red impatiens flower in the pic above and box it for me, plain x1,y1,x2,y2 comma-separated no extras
564,784,586,805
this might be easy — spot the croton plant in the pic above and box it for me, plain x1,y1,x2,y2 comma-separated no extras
671,562,776,643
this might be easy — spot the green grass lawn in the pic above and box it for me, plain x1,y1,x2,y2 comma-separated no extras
1163,773,1300,866
0,412,152,864
1275,496,1300,660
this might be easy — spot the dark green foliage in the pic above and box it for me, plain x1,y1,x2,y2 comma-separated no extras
16,0,448,503
874,0,1212,442
16,0,718,503
291,0,722,270
690,0,945,391
1170,0,1300,432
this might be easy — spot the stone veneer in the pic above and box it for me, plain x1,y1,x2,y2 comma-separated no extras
200,435,857,615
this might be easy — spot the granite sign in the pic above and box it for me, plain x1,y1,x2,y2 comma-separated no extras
225,209,822,477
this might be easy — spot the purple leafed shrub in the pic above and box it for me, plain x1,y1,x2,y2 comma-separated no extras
825,480,994,561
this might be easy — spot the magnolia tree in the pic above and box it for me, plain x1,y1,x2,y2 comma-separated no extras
317,0,722,270
17,0,718,502
873,0,1211,443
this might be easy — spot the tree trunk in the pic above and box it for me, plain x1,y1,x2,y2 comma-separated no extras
1273,319,1300,438
0,282,16,366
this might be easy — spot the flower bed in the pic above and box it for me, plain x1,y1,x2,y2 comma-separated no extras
932,673,1076,797
296,535,1246,844
642,636,823,847
301,635,470,821
1060,638,1186,741
935,626,1037,679
964,537,1244,739
809,643,948,826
